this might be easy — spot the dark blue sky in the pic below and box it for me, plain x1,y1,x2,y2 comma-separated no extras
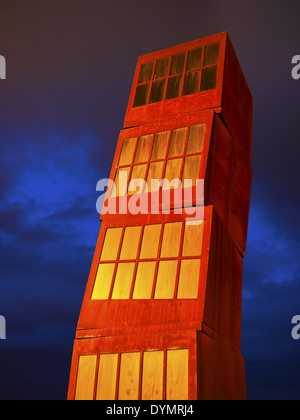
0,0,299,400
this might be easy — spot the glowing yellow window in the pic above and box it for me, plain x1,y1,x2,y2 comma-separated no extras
100,227,123,261
91,263,115,300
119,226,142,260
168,127,187,157
186,124,206,154
75,355,97,400
142,351,164,400
132,261,156,299
128,164,147,195
154,260,178,299
118,137,137,166
182,221,204,256
112,167,130,197
166,349,189,400
111,263,135,299
182,155,201,186
118,352,140,400
139,224,162,259
177,259,201,299
146,161,164,192
151,131,170,160
96,354,118,400
162,158,182,190
160,222,182,258
134,134,153,163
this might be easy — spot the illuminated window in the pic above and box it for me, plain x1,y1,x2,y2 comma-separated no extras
75,355,97,400
139,224,161,259
177,259,201,299
141,351,164,400
154,260,178,299
132,261,156,299
92,220,203,301
166,349,189,400
118,352,140,400
111,263,135,299
114,123,206,197
134,135,153,163
120,226,142,260
151,131,169,160
100,228,123,261
76,348,189,400
91,263,115,300
96,354,118,400
160,222,182,258
118,137,137,166
133,42,219,107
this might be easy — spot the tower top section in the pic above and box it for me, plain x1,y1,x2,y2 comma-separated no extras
124,31,253,160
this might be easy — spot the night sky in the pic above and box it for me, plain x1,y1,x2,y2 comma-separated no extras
0,0,300,400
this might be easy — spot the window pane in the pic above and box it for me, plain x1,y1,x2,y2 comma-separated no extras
100,227,123,261
111,263,135,299
177,259,201,299
168,127,187,157
162,158,182,190
119,137,137,166
182,71,200,96
165,75,182,100
146,161,164,192
134,135,153,163
112,167,130,197
96,354,118,400
142,351,164,400
182,221,204,257
120,226,142,260
186,124,206,154
75,355,97,400
149,79,166,104
139,224,162,259
138,61,154,83
154,260,178,299
151,131,170,160
166,349,188,400
160,222,182,258
203,43,220,66
182,155,201,186
133,83,150,108
186,47,203,71
154,57,170,80
200,66,218,91
91,263,115,300
128,164,147,195
132,262,156,299
118,353,140,400
170,52,186,75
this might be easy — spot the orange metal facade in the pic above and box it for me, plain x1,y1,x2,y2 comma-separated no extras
68,31,253,401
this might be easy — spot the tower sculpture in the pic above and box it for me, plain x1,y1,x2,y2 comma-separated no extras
67,32,253,400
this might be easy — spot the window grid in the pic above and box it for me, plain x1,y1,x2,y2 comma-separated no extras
133,43,219,107
114,123,205,197
75,348,189,401
92,221,204,301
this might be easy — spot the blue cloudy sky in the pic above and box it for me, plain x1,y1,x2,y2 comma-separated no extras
0,0,300,400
